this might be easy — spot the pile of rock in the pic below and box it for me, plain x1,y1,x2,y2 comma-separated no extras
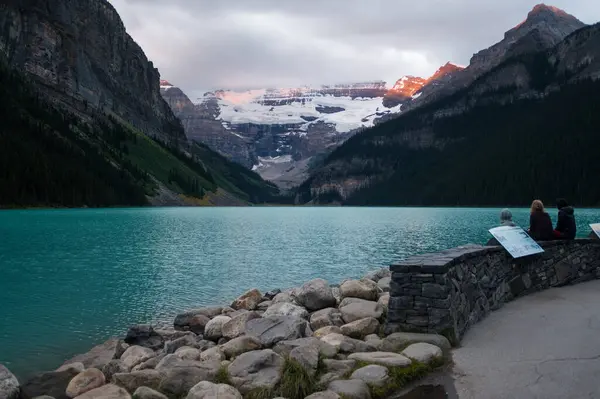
1,268,449,399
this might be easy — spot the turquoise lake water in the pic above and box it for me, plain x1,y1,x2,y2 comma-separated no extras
1,207,599,378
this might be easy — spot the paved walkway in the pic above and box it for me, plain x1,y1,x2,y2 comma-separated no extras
450,279,600,399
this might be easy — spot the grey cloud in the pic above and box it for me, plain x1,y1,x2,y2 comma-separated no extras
112,0,600,94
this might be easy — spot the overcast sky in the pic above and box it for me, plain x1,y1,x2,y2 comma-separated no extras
111,1,599,96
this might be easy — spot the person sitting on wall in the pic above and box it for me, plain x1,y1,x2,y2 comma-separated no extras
486,208,516,246
553,198,577,240
528,199,554,241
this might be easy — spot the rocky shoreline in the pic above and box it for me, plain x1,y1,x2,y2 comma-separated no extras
0,269,450,399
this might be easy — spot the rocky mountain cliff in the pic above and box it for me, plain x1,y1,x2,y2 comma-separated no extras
0,0,281,207
297,6,597,205
0,0,185,142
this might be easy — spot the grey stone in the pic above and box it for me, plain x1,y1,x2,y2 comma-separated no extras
289,345,319,375
204,316,232,342
157,361,220,398
340,279,379,301
21,364,82,399
113,370,162,393
318,373,344,386
57,363,85,373
319,334,377,354
196,340,217,352
350,365,389,387
340,318,380,339
327,379,371,399
245,316,310,347
132,386,167,399
220,336,262,359
381,332,451,352
305,391,340,399
377,277,391,292
66,368,105,398
120,346,155,371
313,326,343,338
322,359,356,375
0,364,19,399
221,312,261,340
256,301,272,311
264,289,282,300
231,289,263,311
164,334,198,354
364,335,383,350
133,354,165,371
175,347,201,361
124,325,165,351
347,352,411,367
263,302,309,319
102,360,129,382
62,339,119,370
174,308,222,332
273,337,338,358
295,279,337,311
339,299,383,323
272,292,295,304
200,347,225,362
363,268,391,283
310,308,345,330
401,343,443,364
73,384,131,399
186,381,242,399
227,350,284,394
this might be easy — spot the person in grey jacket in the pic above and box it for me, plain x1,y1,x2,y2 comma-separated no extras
486,209,516,245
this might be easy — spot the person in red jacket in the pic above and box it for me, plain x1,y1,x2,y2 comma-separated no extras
528,199,553,241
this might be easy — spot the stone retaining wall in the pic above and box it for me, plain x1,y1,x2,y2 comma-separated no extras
385,239,600,344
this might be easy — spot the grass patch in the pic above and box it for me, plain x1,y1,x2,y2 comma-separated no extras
214,365,231,385
245,387,275,399
278,357,318,399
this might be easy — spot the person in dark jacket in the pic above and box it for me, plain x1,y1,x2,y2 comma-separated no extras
553,198,576,240
528,199,553,241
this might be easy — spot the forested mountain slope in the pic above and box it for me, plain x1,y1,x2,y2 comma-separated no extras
298,23,600,206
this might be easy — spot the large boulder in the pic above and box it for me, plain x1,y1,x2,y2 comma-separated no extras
289,345,319,375
363,268,391,283
174,310,214,334
112,370,162,393
221,312,261,340
62,339,118,370
231,289,263,311
175,347,201,361
339,279,379,301
305,391,340,399
401,343,443,364
72,384,130,399
364,335,383,351
124,325,165,351
381,332,451,353
350,365,389,387
164,334,198,354
227,350,284,394
203,316,232,342
21,364,82,399
199,347,225,362
377,277,391,292
220,336,262,359
313,326,343,338
327,380,371,399
0,365,19,399
157,361,220,398
102,360,129,382
377,294,389,314
295,279,336,311
186,381,242,399
245,316,310,347
339,299,383,323
340,318,380,339
273,338,338,359
347,352,411,368
132,386,167,399
120,346,155,371
322,359,356,376
309,308,344,331
133,354,165,371
319,334,376,354
66,368,105,398
271,292,295,304
263,303,309,319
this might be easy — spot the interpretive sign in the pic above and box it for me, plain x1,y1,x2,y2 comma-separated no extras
488,225,545,258
591,223,600,239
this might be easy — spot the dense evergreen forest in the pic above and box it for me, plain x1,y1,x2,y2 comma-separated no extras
298,39,600,207
0,61,282,208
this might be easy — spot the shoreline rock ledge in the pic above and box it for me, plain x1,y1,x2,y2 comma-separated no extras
3,269,450,399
